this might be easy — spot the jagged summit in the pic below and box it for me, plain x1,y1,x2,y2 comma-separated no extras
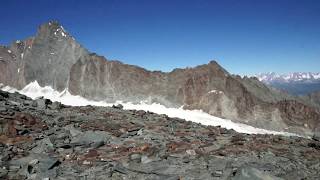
38,20,64,31
36,20,70,40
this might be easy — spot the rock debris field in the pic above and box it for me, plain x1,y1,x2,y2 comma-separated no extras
0,90,320,179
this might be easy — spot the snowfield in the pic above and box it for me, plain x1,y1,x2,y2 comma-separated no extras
1,81,298,136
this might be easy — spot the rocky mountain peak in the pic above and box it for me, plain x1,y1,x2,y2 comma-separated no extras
36,20,69,40
0,21,89,90
207,60,229,75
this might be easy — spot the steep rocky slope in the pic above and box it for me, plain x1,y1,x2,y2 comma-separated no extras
0,21,319,136
1,90,320,179
68,54,320,136
304,91,320,108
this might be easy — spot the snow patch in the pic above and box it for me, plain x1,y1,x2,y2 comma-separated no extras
54,27,67,37
17,68,20,73
208,90,223,94
7,50,12,53
1,81,299,136
21,53,24,59
313,73,320,79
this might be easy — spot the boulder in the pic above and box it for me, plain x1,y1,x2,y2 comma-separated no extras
33,98,52,109
112,104,123,110
232,167,283,180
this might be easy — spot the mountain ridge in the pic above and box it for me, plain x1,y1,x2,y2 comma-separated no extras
256,72,320,83
0,21,319,137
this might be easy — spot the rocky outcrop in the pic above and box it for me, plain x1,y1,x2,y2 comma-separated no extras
305,91,320,107
276,100,320,133
0,21,319,136
0,43,26,88
1,90,320,179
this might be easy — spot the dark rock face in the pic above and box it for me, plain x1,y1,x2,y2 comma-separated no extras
1,90,320,179
0,21,320,136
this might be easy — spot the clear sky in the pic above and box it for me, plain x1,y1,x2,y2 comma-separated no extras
1,0,319,75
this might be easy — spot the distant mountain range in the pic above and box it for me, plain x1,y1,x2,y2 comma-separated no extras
255,72,320,95
1,21,320,137
256,72,320,83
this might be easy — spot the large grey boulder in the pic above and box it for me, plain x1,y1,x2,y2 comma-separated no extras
232,166,283,180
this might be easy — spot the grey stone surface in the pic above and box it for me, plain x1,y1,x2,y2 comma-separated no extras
1,90,319,179
232,166,283,180
71,130,111,145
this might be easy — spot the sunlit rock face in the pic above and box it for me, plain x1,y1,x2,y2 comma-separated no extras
0,21,88,90
24,21,89,91
68,54,319,136
0,21,319,136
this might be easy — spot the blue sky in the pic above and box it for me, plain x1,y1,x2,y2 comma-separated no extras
1,0,319,75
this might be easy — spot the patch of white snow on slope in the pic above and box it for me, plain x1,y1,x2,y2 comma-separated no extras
2,81,298,136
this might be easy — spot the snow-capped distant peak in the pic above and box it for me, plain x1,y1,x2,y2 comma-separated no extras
255,72,320,83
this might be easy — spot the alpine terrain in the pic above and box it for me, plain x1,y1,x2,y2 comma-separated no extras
1,21,320,179
0,21,320,137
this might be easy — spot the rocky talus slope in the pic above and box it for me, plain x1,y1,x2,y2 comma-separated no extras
0,20,320,136
1,90,320,179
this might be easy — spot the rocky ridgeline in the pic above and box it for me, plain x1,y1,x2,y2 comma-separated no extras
0,90,320,179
